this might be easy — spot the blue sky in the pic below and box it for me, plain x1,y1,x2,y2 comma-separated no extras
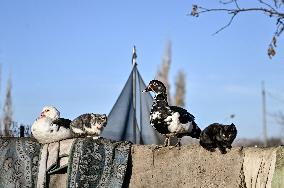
0,0,284,139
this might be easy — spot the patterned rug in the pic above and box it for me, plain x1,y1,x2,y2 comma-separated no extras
67,137,132,188
0,137,41,188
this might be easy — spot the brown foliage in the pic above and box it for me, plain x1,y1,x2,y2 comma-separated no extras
174,70,186,107
3,77,13,136
156,41,172,104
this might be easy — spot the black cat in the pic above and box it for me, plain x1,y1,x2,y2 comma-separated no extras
200,123,237,154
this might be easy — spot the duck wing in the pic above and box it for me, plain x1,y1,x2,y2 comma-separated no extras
53,118,71,129
169,106,195,124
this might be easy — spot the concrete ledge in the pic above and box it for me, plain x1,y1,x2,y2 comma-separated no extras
128,145,284,188
128,145,244,188
0,137,274,188
48,144,284,188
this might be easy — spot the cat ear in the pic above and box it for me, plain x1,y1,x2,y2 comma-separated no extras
231,123,235,126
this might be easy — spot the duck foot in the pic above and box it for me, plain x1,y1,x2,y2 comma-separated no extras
174,138,181,147
163,137,170,147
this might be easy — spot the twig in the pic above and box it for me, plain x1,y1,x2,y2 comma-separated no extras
213,13,237,35
258,0,277,11
233,0,241,9
219,0,235,5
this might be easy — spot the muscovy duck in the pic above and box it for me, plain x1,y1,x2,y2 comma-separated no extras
31,106,72,144
143,80,201,147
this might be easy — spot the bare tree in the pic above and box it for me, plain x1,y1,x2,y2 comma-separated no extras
235,137,282,147
271,111,284,143
3,76,13,136
174,70,186,107
156,42,188,108
190,0,284,58
156,41,172,104
274,111,284,124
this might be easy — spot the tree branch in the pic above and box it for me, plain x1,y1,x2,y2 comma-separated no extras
190,0,284,59
197,6,284,17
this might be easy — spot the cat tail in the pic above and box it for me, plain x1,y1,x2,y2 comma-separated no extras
188,122,201,139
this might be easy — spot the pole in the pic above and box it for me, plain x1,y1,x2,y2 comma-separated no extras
132,46,137,143
139,70,143,144
262,81,268,147
19,125,25,137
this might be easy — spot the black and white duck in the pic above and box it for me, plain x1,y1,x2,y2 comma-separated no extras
143,80,201,147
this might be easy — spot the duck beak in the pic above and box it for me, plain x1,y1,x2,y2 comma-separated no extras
142,85,152,93
142,88,150,93
40,112,45,118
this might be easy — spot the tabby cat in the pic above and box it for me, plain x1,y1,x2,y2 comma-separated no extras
70,113,107,139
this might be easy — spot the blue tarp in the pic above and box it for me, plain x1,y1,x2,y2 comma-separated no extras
102,65,164,145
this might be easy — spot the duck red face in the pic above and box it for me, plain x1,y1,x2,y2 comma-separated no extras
39,106,60,120
143,80,166,94
40,109,49,118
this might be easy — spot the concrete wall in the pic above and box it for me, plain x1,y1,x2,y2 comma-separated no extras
128,145,284,188
127,145,244,188
49,144,284,188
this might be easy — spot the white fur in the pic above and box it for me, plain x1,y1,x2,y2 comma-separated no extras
71,126,85,134
31,117,72,144
165,112,193,133
83,123,103,136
